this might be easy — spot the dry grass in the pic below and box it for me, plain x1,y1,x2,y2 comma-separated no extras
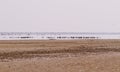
0,40,120,72
0,46,120,60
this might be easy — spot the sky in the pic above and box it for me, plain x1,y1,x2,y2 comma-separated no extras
0,0,120,32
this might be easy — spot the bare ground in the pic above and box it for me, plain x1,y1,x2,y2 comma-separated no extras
0,40,120,72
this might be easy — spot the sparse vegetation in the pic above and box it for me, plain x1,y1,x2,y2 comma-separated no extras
0,40,120,72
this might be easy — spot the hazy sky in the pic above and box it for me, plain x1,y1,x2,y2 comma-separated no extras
0,0,120,32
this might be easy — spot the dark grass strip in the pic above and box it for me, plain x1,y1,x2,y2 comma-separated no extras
0,47,120,60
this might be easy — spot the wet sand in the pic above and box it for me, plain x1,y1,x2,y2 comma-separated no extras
0,40,120,72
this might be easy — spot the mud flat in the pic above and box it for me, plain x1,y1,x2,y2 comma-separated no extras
0,40,120,72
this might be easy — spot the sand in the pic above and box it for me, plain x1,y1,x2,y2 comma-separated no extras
0,40,120,72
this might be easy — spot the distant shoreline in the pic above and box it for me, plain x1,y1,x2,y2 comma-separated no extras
0,32,120,40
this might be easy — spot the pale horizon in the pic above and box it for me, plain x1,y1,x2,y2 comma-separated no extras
0,0,120,32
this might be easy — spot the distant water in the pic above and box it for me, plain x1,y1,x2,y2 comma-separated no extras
0,32,120,40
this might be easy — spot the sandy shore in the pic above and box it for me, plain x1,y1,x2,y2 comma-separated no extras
0,40,120,72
